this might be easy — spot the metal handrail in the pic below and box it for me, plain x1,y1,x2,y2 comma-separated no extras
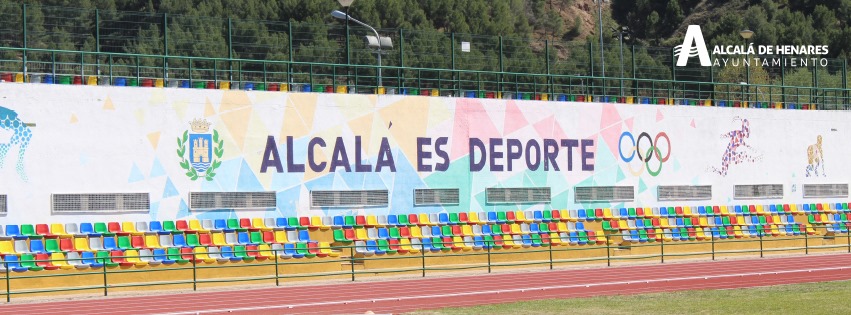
3,225,850,302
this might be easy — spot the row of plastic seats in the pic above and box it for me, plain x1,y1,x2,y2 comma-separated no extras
0,242,341,272
605,214,802,231
0,230,313,256
809,213,851,224
332,222,594,243
620,224,813,243
352,231,606,256
4,201,848,240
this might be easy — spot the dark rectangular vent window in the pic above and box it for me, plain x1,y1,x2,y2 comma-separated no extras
658,185,712,201
486,187,551,204
190,192,277,210
734,184,783,199
802,184,848,198
414,188,460,205
311,190,389,207
0,195,6,214
575,186,634,202
52,193,150,213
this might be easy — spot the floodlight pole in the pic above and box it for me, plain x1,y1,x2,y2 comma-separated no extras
332,10,382,87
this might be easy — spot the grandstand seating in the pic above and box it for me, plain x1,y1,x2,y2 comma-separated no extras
0,202,848,272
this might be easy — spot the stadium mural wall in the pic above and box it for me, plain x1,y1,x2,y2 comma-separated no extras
0,84,845,223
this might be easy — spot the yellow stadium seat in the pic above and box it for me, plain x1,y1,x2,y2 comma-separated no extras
188,219,206,232
366,215,379,227
14,73,24,83
122,222,140,235
559,210,570,221
274,230,289,243
510,224,522,234
256,244,275,259
50,223,69,237
335,85,347,94
353,228,366,241
406,226,420,238
212,232,228,246
87,76,98,85
219,81,230,90
790,204,800,214
704,99,712,106
549,232,562,245
51,252,75,270
124,249,147,267
400,238,419,253
454,236,470,250
699,217,708,227
418,213,432,226
0,240,13,254
461,225,473,236
756,205,764,214
515,211,528,223
376,87,386,94
319,242,340,257
430,89,439,96
154,78,164,87
626,96,634,104
603,208,613,219
252,218,270,231
682,206,693,217
311,216,329,230
193,247,216,263
144,234,161,248
660,218,670,228
556,222,568,232
468,212,480,224
720,206,729,215
541,93,549,101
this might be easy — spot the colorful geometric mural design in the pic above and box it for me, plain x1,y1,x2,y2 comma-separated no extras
0,106,32,181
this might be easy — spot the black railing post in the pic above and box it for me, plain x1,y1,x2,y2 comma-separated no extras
660,234,665,263
192,253,197,291
759,232,764,258
711,233,716,261
805,231,809,255
421,244,426,277
102,257,108,296
548,240,553,270
350,246,356,282
274,248,280,286
5,261,10,302
486,240,492,273
606,239,611,266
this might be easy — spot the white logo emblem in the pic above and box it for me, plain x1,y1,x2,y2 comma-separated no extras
675,25,711,66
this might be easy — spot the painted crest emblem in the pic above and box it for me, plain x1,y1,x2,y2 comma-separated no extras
177,118,223,181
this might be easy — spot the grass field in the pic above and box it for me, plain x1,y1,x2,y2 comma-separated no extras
408,280,851,315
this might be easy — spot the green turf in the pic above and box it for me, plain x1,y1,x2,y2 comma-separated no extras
408,280,851,315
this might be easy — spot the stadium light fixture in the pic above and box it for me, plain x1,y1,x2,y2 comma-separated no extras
739,29,754,40
331,9,387,87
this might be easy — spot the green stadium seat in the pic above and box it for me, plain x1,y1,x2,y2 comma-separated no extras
20,253,44,271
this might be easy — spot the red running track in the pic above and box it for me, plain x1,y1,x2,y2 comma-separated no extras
2,253,851,315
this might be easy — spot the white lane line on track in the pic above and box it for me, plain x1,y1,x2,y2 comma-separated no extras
153,266,851,315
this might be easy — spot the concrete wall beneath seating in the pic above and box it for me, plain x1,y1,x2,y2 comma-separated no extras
0,83,848,224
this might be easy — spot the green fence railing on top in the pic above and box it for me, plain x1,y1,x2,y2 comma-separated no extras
0,3,848,109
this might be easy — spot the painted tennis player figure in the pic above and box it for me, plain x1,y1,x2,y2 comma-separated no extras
710,117,761,176
805,135,825,177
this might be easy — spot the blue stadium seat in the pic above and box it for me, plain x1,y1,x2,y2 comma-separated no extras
79,222,98,236
298,230,310,242
377,228,389,239
333,216,346,228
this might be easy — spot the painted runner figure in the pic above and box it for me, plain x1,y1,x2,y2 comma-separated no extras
710,117,761,176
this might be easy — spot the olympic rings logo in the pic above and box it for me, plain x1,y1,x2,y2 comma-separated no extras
618,131,671,177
